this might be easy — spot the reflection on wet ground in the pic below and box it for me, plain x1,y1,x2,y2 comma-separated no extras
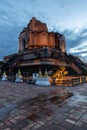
69,92,87,105
18,91,73,122
0,81,87,130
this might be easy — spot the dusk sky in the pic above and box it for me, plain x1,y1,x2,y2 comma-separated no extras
0,0,87,60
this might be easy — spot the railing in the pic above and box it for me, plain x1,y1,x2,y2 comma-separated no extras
55,76,87,86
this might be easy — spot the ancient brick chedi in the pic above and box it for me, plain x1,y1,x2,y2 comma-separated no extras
1,17,87,76
19,17,66,53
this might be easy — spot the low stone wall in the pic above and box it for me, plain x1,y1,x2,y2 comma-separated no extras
55,76,87,86
3,75,87,87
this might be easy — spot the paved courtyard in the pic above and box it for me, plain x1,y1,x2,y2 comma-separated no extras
0,81,87,130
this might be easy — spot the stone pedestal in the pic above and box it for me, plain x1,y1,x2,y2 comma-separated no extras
35,77,51,86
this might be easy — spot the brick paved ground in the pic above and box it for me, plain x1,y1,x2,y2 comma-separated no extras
0,81,87,130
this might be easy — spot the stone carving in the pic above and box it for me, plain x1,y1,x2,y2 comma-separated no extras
33,73,38,80
15,69,23,83
1,72,7,81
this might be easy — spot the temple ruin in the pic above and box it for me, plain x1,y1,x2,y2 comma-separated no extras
1,17,87,77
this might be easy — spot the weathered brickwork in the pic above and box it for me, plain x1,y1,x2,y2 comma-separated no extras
19,17,66,52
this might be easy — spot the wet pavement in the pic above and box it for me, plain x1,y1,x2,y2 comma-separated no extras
0,81,87,130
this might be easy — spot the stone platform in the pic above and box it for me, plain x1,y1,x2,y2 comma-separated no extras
0,81,87,130
35,77,51,86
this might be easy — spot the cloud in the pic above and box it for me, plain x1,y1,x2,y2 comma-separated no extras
62,27,87,59
0,0,87,60
69,41,87,53
80,53,87,57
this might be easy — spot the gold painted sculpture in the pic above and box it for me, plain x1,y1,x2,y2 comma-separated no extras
50,67,68,85
38,69,43,77
44,69,48,78
52,67,68,78
18,69,22,77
